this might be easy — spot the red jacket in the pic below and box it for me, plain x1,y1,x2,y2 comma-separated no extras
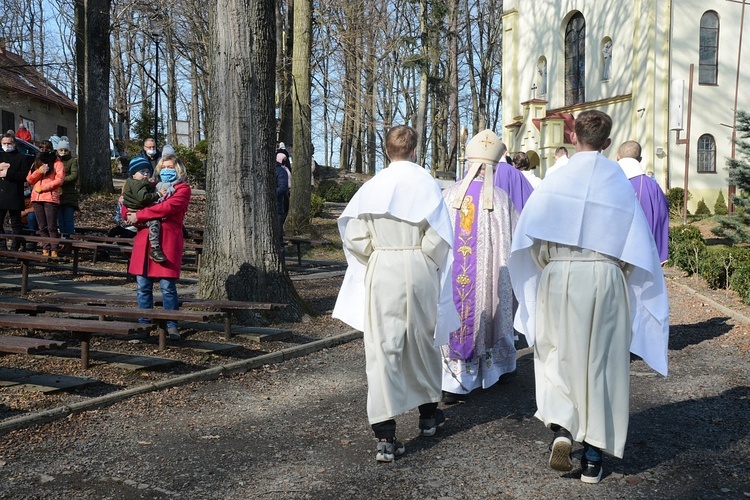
16,129,32,142
124,182,191,279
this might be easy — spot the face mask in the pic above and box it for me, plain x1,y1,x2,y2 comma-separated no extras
147,149,157,156
2,145,14,152
159,168,177,183
58,153,71,161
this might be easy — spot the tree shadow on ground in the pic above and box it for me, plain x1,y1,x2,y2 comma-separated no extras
624,386,750,475
668,317,732,350
403,350,538,455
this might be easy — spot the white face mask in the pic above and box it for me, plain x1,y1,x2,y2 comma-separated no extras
1,145,14,153
146,149,156,156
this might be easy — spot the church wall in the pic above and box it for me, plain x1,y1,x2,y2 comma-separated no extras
668,0,750,213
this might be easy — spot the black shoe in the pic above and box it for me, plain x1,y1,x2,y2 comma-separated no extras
418,408,446,437
549,428,574,471
441,390,465,405
150,247,166,263
580,460,603,484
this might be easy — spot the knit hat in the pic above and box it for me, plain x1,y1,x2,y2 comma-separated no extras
57,136,70,151
128,156,152,176
162,144,175,156
278,142,286,149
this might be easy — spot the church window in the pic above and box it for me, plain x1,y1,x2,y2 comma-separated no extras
565,13,586,106
699,11,719,85
697,134,716,173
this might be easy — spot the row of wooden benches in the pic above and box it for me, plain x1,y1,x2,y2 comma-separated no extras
0,293,286,369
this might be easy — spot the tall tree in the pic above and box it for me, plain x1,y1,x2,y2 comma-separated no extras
200,0,305,318
713,110,750,243
286,0,313,234
76,0,113,194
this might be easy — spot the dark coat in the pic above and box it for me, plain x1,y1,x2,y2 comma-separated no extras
59,157,80,209
137,149,162,170
276,164,289,215
125,182,190,279
122,177,160,210
0,149,32,211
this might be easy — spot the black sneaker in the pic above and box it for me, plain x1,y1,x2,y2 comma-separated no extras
418,408,446,437
549,428,573,471
375,438,405,463
150,247,166,263
441,390,465,405
580,460,603,484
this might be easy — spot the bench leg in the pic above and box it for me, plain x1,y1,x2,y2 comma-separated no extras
158,321,166,351
20,261,29,295
80,332,91,369
72,248,79,277
223,312,232,340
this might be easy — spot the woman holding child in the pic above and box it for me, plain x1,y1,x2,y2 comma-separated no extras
123,154,191,340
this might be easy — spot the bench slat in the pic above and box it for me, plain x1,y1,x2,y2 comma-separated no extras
0,335,66,354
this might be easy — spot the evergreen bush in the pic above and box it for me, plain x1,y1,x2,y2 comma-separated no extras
695,198,711,216
730,257,750,304
714,191,728,216
666,187,690,217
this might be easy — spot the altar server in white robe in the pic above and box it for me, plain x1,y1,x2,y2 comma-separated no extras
508,111,669,484
333,125,460,463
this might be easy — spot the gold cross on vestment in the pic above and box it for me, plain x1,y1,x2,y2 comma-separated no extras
479,135,494,149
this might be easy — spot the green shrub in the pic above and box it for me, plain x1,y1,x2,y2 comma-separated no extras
338,181,361,202
714,191,729,216
668,225,706,275
695,198,711,216
667,188,691,217
699,247,732,289
316,179,361,202
730,257,750,304
316,179,340,201
310,193,326,219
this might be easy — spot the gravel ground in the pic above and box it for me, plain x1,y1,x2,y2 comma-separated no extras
0,269,749,499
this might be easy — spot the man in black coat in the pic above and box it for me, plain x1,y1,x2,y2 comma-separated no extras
0,133,32,250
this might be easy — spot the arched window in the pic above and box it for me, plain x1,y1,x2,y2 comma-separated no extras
697,134,716,172
565,13,586,105
699,11,719,85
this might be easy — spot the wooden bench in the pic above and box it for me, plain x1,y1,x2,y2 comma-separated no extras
0,249,51,294
284,237,331,266
0,301,226,351
0,314,152,369
67,233,202,270
48,293,286,339
0,334,66,354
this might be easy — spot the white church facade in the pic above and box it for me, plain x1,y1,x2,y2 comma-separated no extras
501,0,750,212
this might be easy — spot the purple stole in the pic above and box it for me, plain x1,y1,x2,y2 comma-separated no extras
493,161,534,212
630,174,670,262
449,180,482,359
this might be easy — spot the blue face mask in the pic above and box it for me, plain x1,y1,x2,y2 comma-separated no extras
159,168,177,183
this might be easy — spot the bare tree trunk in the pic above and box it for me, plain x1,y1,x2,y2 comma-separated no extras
286,0,312,234
448,0,459,177
201,0,305,319
167,24,178,146
191,63,201,146
76,0,113,194
416,0,429,163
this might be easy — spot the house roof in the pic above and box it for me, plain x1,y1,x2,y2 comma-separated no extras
0,47,77,111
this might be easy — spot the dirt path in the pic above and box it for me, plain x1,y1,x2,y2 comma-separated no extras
1,277,749,499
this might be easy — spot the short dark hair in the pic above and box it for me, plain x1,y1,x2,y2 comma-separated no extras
2,132,16,142
574,110,612,150
385,125,418,161
513,151,531,171
555,146,568,157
